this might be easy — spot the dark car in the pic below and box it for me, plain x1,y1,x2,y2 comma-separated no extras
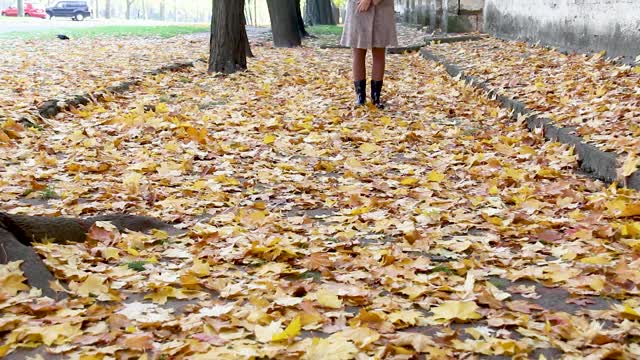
46,1,91,21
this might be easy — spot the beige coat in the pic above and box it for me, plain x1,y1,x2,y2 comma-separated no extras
340,0,398,49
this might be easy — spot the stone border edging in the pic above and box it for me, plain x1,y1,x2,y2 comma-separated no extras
35,60,202,120
424,34,488,44
420,48,640,190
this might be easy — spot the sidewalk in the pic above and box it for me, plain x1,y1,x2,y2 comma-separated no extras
422,37,640,186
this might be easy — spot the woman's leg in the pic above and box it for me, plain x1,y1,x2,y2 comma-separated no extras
371,48,386,108
353,48,367,81
352,48,367,106
371,47,386,81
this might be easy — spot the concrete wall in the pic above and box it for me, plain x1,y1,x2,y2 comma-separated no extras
395,0,484,32
484,0,640,63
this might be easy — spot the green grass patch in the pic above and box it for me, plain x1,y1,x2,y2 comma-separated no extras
126,261,148,272
0,24,209,40
431,265,453,274
308,25,343,36
40,185,58,200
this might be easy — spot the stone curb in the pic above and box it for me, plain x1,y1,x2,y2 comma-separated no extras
35,60,201,120
424,34,489,44
420,48,640,190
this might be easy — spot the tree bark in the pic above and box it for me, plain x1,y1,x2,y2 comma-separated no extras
160,0,165,20
243,13,254,58
105,0,111,19
94,0,99,18
305,0,336,25
266,0,302,48
126,0,134,20
209,0,250,74
295,0,311,38
141,0,146,20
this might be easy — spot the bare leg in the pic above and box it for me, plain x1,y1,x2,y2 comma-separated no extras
352,48,367,81
371,47,386,81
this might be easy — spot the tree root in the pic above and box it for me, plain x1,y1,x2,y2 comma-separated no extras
0,212,177,299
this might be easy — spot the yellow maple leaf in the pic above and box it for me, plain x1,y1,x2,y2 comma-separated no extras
336,327,380,348
123,172,143,194
40,323,82,346
388,310,425,326
359,142,380,155
580,255,610,265
400,177,419,186
303,336,358,360
0,261,29,296
316,289,342,309
75,274,109,297
272,316,301,341
588,277,605,291
344,157,363,169
607,199,640,217
144,286,187,305
103,247,120,260
263,134,276,145
615,301,640,319
430,301,483,322
155,103,169,113
190,259,211,277
254,320,283,343
427,170,445,182
620,153,640,177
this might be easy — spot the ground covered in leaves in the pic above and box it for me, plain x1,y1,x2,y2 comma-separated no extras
428,38,640,166
1,33,640,359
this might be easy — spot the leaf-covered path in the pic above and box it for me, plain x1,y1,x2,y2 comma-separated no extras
1,40,640,359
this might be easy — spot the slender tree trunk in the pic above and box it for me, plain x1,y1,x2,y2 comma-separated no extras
160,0,165,20
305,0,335,25
243,13,254,58
94,0,99,18
126,0,133,20
266,0,302,48
442,0,449,33
17,0,24,17
295,0,310,38
105,0,111,19
208,0,249,74
141,0,146,20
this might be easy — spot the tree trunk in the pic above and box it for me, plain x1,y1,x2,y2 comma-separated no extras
94,0,99,18
105,0,111,19
17,0,24,17
126,0,133,20
243,13,254,58
141,0,146,20
295,0,310,38
208,0,250,74
305,0,335,25
266,0,302,48
160,0,165,20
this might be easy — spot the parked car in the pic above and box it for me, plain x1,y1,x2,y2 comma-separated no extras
46,1,92,21
1,3,47,19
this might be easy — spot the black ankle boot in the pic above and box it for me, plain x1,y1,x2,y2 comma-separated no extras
354,80,366,106
371,80,384,109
